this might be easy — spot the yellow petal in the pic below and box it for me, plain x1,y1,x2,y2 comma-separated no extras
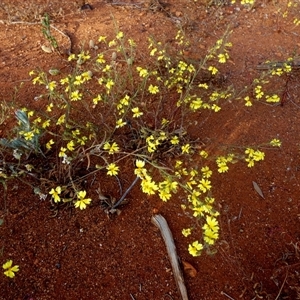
3,260,12,269
4,270,15,278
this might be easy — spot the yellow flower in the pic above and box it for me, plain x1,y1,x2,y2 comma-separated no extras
198,83,208,89
27,111,34,117
108,39,116,47
105,79,114,91
98,36,107,43
134,167,147,179
199,150,208,158
70,90,82,101
60,77,69,85
74,76,83,87
47,81,57,91
77,51,90,62
201,166,212,178
42,119,50,128
246,157,255,167
120,95,130,106
132,107,143,118
181,143,191,154
211,104,221,112
135,159,145,168
270,138,281,147
158,189,172,201
56,114,65,125
150,48,157,56
255,85,264,99
217,163,229,173
271,68,283,76
208,66,218,75
82,71,92,82
203,216,219,232
68,54,76,61
23,131,34,141
116,31,124,40
244,96,252,107
98,78,104,85
93,94,102,105
190,98,203,110
96,53,106,64
245,148,255,157
106,163,119,176
198,178,212,193
186,179,197,189
203,229,219,245
265,94,280,103
67,140,75,151
103,65,111,73
283,63,292,73
182,228,192,237
74,190,92,210
32,76,42,85
188,241,203,257
3,260,19,278
103,142,120,154
49,186,62,203
33,117,42,125
128,38,136,47
218,53,228,63
134,160,147,178
253,150,265,161
187,64,195,73
148,84,159,94
58,147,67,158
46,103,54,112
189,169,198,178
116,118,126,128
170,136,179,145
161,118,169,126
46,139,54,150
141,177,159,195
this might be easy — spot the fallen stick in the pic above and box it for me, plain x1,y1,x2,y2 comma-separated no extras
151,214,189,300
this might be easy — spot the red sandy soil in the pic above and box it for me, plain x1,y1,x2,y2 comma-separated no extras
0,1,300,299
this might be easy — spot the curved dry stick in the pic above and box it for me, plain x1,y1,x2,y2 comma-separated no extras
151,214,189,300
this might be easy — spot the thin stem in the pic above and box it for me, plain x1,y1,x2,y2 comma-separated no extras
112,176,139,209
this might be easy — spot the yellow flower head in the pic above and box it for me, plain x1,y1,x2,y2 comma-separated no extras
270,138,281,147
3,260,19,278
135,160,145,168
132,107,143,118
148,84,159,94
106,163,119,176
182,228,192,237
49,186,62,203
188,241,203,257
74,190,92,210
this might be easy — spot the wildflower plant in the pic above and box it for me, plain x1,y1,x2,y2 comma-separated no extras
0,27,282,256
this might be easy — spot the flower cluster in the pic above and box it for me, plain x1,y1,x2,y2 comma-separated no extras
134,160,178,200
216,154,235,173
245,148,265,167
49,187,92,210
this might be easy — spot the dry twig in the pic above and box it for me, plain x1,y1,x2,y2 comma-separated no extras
151,214,189,300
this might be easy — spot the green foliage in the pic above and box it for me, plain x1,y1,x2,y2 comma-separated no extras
0,110,42,158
